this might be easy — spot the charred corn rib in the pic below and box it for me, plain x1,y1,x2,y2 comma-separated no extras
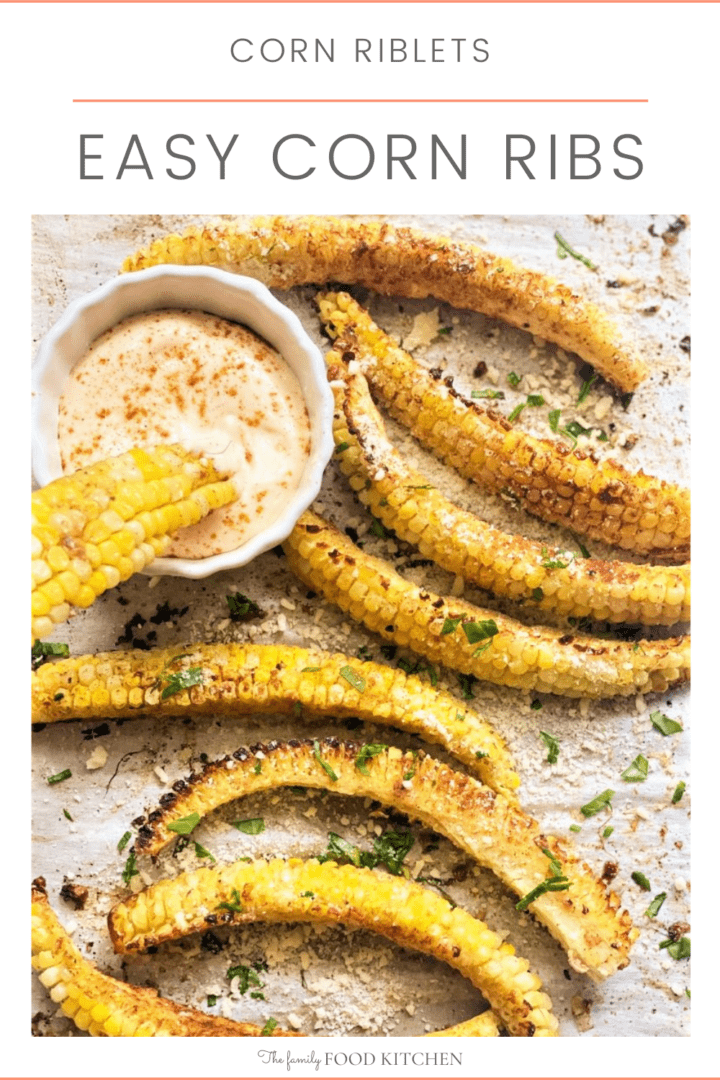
122,215,646,392
31,446,236,641
329,362,690,626
31,643,519,799
283,512,689,699
319,292,690,560
131,740,637,981
30,878,298,1037
110,858,555,1037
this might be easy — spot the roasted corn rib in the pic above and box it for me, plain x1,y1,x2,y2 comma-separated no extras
31,878,298,1037
283,512,689,699
31,446,236,641
329,360,690,626
319,292,689,560
122,215,646,392
31,642,519,799
109,858,556,1037
131,739,637,981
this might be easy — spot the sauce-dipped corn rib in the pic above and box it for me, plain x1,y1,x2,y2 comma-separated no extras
329,360,690,626
122,215,646,392
283,512,689,699
31,878,298,1037
130,740,637,981
318,292,690,561
109,858,556,1038
32,446,236,641
31,643,519,800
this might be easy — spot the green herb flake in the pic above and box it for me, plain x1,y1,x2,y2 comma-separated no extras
47,769,72,785
475,750,488,760
226,592,263,621
370,517,388,539
554,231,597,270
117,831,132,853
580,789,615,817
160,666,204,701
539,730,559,764
440,614,464,635
457,673,478,700
122,852,138,886
261,1017,278,1036
320,827,414,877
508,403,526,423
253,759,262,775
355,743,388,776
532,587,544,602
63,808,73,821
194,841,216,862
207,994,218,1007
570,533,591,559
516,848,571,911
301,890,315,899
226,964,265,994
32,640,70,669
632,871,651,891
621,754,649,783
250,991,266,1001
507,371,522,387
530,699,542,711
577,373,598,404
217,888,244,914
650,710,684,736
334,440,350,454
569,824,581,833
672,781,686,804
548,409,561,432
339,665,366,693
645,892,667,918
659,936,691,960
540,546,573,570
526,394,545,407
166,812,201,836
301,666,321,673
462,618,499,645
232,817,265,835
603,826,615,839
313,740,339,782
471,389,505,400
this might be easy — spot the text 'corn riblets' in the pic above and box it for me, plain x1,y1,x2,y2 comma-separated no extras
31,642,519,799
318,292,689,560
109,858,554,1037
328,360,690,626
31,878,298,1037
122,215,646,392
130,739,637,982
283,512,689,699
31,446,236,641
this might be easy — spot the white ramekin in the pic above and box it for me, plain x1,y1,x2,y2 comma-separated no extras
32,265,334,578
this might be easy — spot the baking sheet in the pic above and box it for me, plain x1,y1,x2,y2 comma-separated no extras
31,214,690,1037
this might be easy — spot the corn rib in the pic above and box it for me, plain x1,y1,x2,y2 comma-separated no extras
319,292,689,560
283,512,689,699
109,858,556,1037
131,739,637,981
30,878,299,1037
122,215,646,392
32,446,236,641
329,359,690,626
31,642,519,800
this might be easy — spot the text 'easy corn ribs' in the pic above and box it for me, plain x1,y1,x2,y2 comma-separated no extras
109,858,555,1037
283,512,689,699
130,739,637,981
122,215,646,392
31,642,519,799
31,446,236,641
31,879,296,1038
318,292,689,560
329,359,690,626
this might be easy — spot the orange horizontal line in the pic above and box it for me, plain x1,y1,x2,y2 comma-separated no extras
74,98,649,104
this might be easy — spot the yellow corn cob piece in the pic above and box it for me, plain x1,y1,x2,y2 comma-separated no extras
329,360,690,626
31,642,519,800
122,215,646,392
31,446,236,640
109,857,555,1038
430,1012,500,1037
30,878,299,1037
283,512,689,699
130,739,637,982
318,292,690,561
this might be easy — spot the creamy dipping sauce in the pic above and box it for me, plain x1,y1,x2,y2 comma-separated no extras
58,309,311,558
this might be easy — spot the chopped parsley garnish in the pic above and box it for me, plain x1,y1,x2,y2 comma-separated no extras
355,743,388,775
312,740,338,782
226,592,263,621
339,665,366,693
396,657,437,685
645,892,667,918
47,769,72,785
441,614,465,635
415,875,457,908
577,373,598,403
194,841,216,862
471,389,505,400
508,403,526,423
301,666,321,673
564,420,592,440
403,752,418,782
253,760,262,775
233,817,265,835
650,710,684,736
659,936,691,960
548,409,561,432
532,587,544,601
580,789,614,817
569,824,581,833
516,847,571,911
457,673,478,700
570,533,591,559
672,781,686,804
32,640,70,670
261,1017,278,1036
63,808,73,821
160,666,204,700
526,394,545,407
539,730,559,764
540,546,573,570
437,326,452,335
631,871,651,891
554,230,597,270
370,517,388,539
475,750,488,760
207,994,218,1007
117,831,132,853
167,812,201,836
334,440,350,454
603,826,615,838
227,963,265,994
217,888,244,914
122,852,138,885
301,891,315,898
320,827,414,877
507,371,522,387
621,754,649,782
462,618,499,646
531,699,542,711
